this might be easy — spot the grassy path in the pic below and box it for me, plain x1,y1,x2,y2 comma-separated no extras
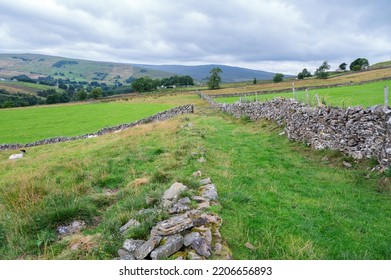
0,98,390,259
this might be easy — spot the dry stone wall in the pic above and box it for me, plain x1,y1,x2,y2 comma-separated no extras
0,104,194,151
200,93,391,167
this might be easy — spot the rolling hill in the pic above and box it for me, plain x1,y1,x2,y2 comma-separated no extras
0,53,281,84
132,64,282,82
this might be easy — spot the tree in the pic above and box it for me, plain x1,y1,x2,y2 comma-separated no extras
297,68,311,79
273,73,284,83
253,77,257,85
131,77,160,92
207,67,222,90
315,61,330,79
90,87,102,99
349,58,369,71
76,89,87,101
339,63,347,71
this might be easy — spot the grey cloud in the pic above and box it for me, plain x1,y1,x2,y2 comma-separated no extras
0,0,390,74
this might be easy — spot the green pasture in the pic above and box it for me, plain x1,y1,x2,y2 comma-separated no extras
0,100,390,260
215,79,391,108
0,102,173,144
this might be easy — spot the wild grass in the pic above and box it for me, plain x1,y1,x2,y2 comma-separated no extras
215,79,391,108
0,96,390,260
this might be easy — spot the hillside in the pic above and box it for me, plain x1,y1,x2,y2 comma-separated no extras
133,64,283,82
0,53,174,84
0,53,282,84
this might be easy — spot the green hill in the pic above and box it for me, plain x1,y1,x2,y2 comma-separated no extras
0,53,174,84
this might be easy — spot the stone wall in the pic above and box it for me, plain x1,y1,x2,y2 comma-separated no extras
200,93,391,167
0,104,194,151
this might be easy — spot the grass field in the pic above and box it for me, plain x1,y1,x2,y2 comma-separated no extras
0,80,56,95
0,101,174,144
202,68,391,96
0,95,390,260
215,79,391,107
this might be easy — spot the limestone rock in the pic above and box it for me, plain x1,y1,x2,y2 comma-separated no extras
184,232,200,247
169,202,190,214
191,236,211,258
123,239,145,253
197,201,210,210
200,184,218,201
178,197,191,205
134,233,162,260
192,170,202,177
150,234,184,260
187,250,204,260
57,220,85,236
199,178,212,185
118,248,136,260
162,182,188,201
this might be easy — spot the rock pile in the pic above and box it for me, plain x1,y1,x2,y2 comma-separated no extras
200,93,391,167
0,104,194,151
117,178,231,260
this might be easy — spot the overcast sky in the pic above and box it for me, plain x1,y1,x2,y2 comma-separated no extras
0,0,390,74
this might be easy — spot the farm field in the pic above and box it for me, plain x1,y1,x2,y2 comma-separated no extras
0,101,174,144
214,79,391,108
202,67,391,96
0,94,390,260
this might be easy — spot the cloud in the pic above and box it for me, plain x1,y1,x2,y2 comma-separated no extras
0,0,390,74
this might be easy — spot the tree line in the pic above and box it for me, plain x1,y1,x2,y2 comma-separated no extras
131,75,194,92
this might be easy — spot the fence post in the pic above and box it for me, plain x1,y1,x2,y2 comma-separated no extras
315,94,320,107
306,88,309,105
385,86,389,107
292,82,296,100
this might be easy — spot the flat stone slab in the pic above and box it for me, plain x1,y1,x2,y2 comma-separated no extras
156,214,193,236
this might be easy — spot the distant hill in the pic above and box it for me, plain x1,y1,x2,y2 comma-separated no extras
0,53,284,84
133,64,281,82
0,53,174,85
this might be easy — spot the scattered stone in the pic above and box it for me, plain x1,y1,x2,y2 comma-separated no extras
162,182,188,201
120,219,141,234
279,131,285,136
199,178,212,185
116,178,228,260
343,161,353,168
200,184,218,201
321,156,329,162
57,220,85,236
198,157,206,163
150,234,184,260
192,170,202,177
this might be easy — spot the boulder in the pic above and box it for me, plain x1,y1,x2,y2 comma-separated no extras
200,184,218,201
134,233,162,260
156,214,193,236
